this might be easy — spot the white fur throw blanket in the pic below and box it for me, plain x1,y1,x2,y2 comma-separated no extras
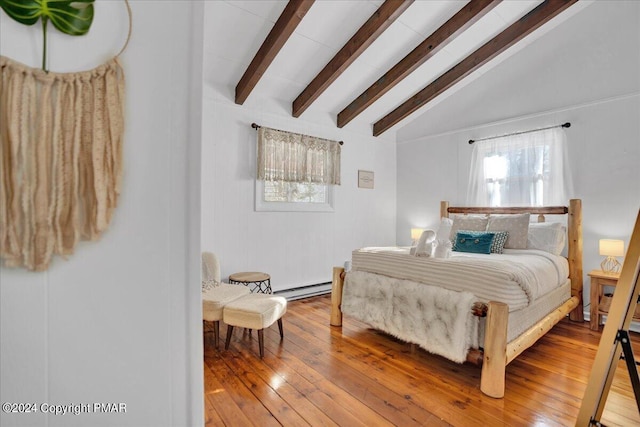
342,270,479,363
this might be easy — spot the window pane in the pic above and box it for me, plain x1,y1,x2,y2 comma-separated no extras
264,181,327,204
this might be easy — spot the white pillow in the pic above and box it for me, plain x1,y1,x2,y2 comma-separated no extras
487,213,530,249
448,215,488,240
527,222,566,255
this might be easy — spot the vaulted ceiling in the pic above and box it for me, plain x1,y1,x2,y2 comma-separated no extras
213,0,595,139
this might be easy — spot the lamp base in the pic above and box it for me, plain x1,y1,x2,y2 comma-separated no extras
601,256,621,274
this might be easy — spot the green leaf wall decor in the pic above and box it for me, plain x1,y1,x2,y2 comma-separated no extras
0,0,95,71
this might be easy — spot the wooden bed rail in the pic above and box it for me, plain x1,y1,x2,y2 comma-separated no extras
442,203,568,216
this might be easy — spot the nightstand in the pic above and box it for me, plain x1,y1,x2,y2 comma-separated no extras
589,269,620,331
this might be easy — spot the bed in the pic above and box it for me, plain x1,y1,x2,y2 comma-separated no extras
330,200,584,398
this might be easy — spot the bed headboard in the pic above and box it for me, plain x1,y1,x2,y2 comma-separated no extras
440,199,584,322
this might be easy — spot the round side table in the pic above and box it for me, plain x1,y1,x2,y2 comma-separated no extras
228,272,272,294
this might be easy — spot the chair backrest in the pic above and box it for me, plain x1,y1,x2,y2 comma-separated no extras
202,252,221,283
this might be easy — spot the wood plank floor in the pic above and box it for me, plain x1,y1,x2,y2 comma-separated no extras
204,295,640,426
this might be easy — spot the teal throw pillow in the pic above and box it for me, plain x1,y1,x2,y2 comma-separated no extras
453,231,495,254
452,230,509,254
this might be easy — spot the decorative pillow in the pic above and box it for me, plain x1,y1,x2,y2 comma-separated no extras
486,230,509,254
449,215,489,241
487,213,530,249
453,230,508,254
527,222,566,255
453,231,495,254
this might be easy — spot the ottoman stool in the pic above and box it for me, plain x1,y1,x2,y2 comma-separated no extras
202,283,250,348
223,293,287,357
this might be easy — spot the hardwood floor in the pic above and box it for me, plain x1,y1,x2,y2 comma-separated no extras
204,295,640,426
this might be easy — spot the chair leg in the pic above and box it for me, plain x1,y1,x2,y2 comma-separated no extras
213,321,220,350
277,318,284,339
225,325,234,350
258,329,264,358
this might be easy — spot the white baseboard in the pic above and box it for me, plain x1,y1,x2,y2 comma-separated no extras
584,311,640,334
275,282,332,301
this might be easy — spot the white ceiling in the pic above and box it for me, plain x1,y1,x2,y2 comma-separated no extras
207,0,615,140
398,0,640,142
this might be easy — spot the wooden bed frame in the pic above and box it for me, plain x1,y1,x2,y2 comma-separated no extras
330,199,584,398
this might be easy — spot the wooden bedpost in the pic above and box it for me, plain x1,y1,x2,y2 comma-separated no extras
568,199,584,322
480,301,508,398
440,201,449,219
330,267,345,326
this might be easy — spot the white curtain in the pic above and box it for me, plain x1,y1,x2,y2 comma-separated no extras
257,127,341,185
467,127,573,207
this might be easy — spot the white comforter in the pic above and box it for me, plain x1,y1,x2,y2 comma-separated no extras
351,247,569,311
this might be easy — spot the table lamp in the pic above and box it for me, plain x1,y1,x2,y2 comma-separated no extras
411,228,424,245
599,239,624,273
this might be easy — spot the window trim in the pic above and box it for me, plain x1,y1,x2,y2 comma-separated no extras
254,180,335,212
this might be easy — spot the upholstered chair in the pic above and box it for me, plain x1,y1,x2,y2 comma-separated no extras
201,252,249,348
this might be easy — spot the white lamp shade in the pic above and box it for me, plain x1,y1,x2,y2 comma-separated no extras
599,239,624,257
411,228,424,241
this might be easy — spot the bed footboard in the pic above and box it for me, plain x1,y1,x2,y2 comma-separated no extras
330,267,580,398
330,267,509,396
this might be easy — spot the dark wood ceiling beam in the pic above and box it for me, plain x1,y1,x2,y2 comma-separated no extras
292,0,414,118
337,0,501,128
235,0,315,105
372,0,578,136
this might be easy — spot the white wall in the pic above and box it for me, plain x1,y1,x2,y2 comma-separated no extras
395,2,640,315
397,94,640,247
201,5,397,291
0,2,203,426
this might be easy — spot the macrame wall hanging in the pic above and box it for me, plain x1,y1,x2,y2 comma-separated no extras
0,0,132,271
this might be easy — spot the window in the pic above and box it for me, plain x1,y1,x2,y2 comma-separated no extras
255,180,334,212
254,125,340,212
467,127,573,207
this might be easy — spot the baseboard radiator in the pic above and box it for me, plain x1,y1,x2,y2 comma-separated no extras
274,282,332,301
